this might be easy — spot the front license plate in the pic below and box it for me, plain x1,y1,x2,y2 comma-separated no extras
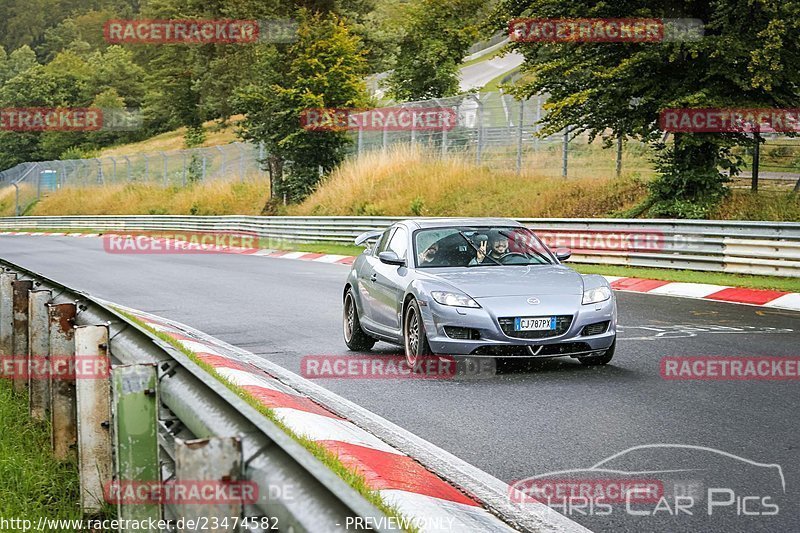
514,316,557,331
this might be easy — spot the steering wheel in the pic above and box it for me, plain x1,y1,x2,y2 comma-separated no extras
499,252,528,265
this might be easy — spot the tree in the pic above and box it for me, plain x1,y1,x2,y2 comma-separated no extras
235,10,369,203
386,0,486,101
495,0,800,217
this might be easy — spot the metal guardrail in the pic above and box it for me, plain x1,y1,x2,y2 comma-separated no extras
0,259,406,532
1,215,799,277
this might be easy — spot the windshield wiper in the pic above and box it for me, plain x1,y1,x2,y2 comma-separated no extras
457,230,502,266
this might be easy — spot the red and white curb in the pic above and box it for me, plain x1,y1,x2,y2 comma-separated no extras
3,230,798,312
107,303,587,532
604,276,800,311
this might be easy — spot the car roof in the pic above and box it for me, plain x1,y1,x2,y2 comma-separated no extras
401,218,522,230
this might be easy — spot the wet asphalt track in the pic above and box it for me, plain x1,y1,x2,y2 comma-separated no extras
1,235,798,532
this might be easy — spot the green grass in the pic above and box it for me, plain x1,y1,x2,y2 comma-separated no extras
115,310,420,533
574,264,800,293
0,382,84,527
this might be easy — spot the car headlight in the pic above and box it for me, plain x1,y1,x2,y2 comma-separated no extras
431,291,480,308
582,286,612,305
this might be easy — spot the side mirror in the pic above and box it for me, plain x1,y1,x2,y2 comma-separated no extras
378,251,405,266
555,248,572,261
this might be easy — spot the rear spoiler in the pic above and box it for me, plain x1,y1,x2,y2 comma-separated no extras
354,229,383,246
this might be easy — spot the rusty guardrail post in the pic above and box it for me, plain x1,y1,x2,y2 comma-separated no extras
112,364,162,528
75,325,113,514
28,289,52,420
48,302,78,460
174,437,245,533
12,279,34,393
0,272,16,357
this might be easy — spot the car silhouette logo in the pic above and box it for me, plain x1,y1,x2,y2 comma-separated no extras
526,297,540,305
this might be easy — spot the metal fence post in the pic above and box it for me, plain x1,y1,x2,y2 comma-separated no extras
96,159,104,185
48,302,78,460
161,152,169,186
182,152,188,186
12,279,34,394
202,153,207,181
752,133,760,192
516,99,524,175
144,154,150,182
357,123,364,155
534,95,542,151
476,96,484,164
562,126,569,178
0,272,16,358
616,134,623,178
124,156,132,182
174,437,245,532
75,325,112,514
13,182,20,216
28,289,51,420
382,122,388,151
217,146,226,179
111,156,117,182
112,364,161,526
237,143,246,182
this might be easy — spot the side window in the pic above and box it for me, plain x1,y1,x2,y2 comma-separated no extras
387,227,408,259
374,228,392,254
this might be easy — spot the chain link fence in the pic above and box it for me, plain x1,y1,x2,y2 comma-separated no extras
0,142,266,215
2,92,799,216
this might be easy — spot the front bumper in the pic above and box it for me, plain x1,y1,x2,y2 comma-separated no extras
420,293,616,357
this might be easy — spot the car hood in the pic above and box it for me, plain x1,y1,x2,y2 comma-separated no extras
422,265,585,297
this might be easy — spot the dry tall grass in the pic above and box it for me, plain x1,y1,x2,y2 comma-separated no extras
290,145,650,218
28,178,270,216
99,116,242,157
0,186,15,216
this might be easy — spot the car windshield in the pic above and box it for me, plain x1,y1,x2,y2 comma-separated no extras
414,226,556,268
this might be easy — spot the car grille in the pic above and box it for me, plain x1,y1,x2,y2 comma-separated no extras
582,321,610,336
498,315,573,339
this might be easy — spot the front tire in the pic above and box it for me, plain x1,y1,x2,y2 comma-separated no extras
578,338,615,366
404,299,432,367
343,288,376,351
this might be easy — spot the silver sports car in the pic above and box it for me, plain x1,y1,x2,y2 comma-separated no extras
343,218,617,366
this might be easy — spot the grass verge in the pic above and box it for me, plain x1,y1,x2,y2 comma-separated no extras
115,310,420,533
0,382,83,524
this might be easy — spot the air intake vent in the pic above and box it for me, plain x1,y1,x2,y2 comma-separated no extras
582,321,610,336
443,326,480,340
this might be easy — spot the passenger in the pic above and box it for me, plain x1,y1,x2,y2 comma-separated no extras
418,242,440,265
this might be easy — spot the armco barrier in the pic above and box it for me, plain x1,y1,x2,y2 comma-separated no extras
0,258,589,533
1,215,799,277
0,259,404,532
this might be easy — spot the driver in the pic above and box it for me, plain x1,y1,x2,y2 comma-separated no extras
471,230,511,264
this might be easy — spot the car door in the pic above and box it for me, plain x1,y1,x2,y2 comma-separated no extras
371,226,410,333
358,227,393,325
